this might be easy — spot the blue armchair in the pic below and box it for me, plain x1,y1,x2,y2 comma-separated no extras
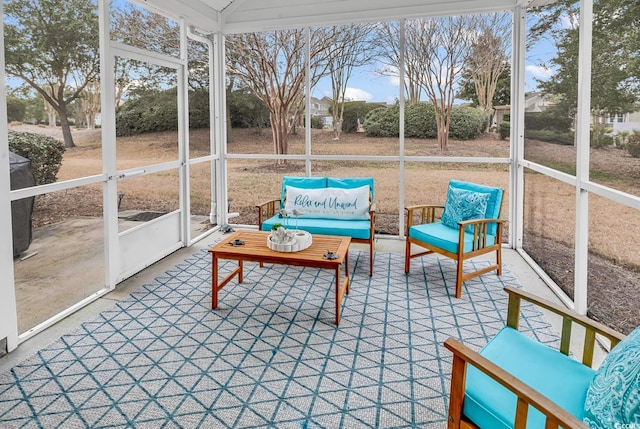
444,286,634,429
404,180,504,298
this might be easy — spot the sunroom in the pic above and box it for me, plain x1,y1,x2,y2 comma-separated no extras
1,0,638,426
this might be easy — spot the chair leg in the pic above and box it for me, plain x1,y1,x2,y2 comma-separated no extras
496,246,502,276
455,259,464,298
447,352,468,429
404,238,411,273
369,238,374,277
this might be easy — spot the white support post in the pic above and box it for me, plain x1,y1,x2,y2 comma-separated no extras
0,1,20,352
178,19,190,245
186,26,217,228
511,7,526,250
213,31,229,226
99,0,119,290
573,0,593,315
305,27,312,177
398,19,406,238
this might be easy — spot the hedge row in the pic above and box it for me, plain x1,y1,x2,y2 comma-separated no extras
525,110,572,132
116,88,210,137
8,130,65,185
362,104,488,140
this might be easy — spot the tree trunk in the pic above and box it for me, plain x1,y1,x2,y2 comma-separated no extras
47,109,56,128
270,110,290,164
226,99,233,144
57,105,76,148
434,108,450,151
333,119,343,140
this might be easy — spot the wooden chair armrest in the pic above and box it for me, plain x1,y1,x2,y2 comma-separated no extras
456,218,504,251
369,203,376,214
404,205,445,230
444,337,589,429
255,198,281,227
504,286,625,366
458,218,506,228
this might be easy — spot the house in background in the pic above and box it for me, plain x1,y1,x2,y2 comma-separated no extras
524,91,557,113
310,96,332,128
608,110,640,134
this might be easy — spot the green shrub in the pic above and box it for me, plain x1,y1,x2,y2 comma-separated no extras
499,121,510,140
6,96,26,123
450,106,488,140
590,130,614,148
8,130,65,185
525,109,572,132
363,105,399,137
364,103,487,140
335,101,384,133
310,115,324,129
525,129,575,145
405,103,437,138
627,133,640,158
189,89,211,129
116,88,211,136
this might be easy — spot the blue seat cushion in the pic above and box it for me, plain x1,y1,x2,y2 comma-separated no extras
261,215,371,240
464,327,596,429
408,222,495,254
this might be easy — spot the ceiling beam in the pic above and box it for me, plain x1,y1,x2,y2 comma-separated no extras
222,0,517,33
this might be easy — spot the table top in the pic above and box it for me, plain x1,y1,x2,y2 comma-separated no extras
208,230,351,266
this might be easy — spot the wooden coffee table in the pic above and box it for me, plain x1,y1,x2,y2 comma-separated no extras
208,230,351,325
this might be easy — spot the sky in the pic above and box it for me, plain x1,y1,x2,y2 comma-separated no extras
311,32,559,105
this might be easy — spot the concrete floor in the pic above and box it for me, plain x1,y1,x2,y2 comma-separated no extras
1,231,608,373
12,214,213,334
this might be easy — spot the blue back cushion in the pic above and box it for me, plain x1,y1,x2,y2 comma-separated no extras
280,176,327,209
441,187,491,233
448,180,503,235
583,326,640,428
327,177,375,203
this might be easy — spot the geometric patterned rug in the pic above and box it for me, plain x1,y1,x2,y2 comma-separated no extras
0,250,559,428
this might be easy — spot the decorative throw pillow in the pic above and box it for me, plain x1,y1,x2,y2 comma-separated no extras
441,187,490,233
284,185,370,220
583,326,640,428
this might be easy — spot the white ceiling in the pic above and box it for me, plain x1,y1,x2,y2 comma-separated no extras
144,0,554,34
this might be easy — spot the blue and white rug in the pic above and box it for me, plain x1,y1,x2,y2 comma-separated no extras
0,250,558,428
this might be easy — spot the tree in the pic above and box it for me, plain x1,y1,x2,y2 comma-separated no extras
530,0,639,116
4,0,100,148
410,16,478,150
226,29,334,161
376,21,422,105
533,0,639,141
325,24,377,140
458,64,511,109
463,14,511,128
78,79,100,129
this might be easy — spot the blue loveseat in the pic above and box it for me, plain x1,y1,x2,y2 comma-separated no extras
256,176,375,276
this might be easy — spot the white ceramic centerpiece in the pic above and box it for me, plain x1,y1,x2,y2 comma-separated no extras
267,225,312,252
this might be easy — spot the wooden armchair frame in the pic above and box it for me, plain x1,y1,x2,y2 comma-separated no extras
444,286,625,429
256,198,377,276
404,204,505,298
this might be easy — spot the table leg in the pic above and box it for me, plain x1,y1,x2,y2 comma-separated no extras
212,254,219,309
334,256,351,325
211,257,243,310
335,266,341,325
345,247,350,294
